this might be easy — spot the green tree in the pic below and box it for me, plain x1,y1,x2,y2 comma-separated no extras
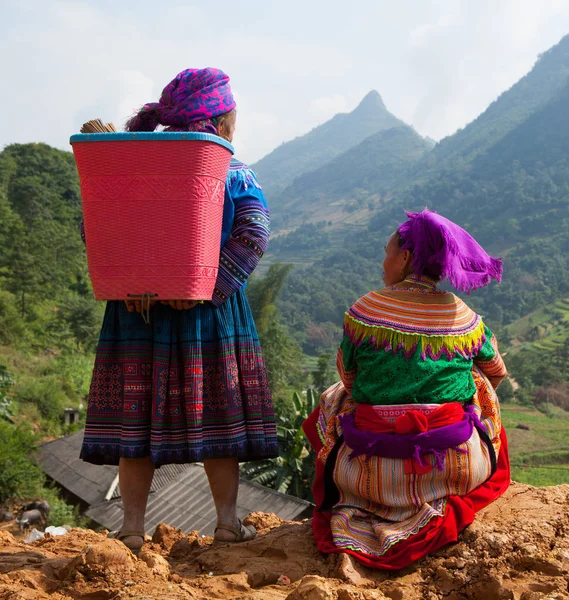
498,378,515,403
246,263,306,398
312,353,333,394
0,421,44,502
241,389,318,499
57,296,101,350
247,263,294,336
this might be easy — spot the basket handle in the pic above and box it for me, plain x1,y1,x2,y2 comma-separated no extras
127,292,158,324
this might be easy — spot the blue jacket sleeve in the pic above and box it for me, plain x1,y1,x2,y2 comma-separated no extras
211,167,270,307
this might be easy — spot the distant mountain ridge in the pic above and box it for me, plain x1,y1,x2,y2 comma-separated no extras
261,33,569,357
252,90,409,196
272,125,433,229
425,34,569,168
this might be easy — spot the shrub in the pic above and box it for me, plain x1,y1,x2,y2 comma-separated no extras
39,487,90,528
14,375,67,422
0,421,44,503
0,291,27,346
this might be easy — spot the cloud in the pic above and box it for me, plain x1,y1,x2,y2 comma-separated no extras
2,0,569,161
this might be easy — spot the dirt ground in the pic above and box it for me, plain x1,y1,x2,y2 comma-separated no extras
1,482,569,600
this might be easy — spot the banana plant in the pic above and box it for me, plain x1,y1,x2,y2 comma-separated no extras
240,388,319,499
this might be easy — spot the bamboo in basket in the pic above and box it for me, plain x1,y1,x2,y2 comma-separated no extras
80,119,117,133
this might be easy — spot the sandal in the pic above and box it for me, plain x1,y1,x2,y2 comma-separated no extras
213,519,257,544
108,530,145,555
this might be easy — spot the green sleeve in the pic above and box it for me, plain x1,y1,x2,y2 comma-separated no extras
339,335,357,371
475,325,497,361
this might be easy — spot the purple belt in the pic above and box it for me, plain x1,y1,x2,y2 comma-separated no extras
339,405,485,470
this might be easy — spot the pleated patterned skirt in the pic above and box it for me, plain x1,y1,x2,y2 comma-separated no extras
80,289,278,466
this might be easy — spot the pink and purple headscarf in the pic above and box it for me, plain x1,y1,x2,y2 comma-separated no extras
398,209,503,293
126,68,236,132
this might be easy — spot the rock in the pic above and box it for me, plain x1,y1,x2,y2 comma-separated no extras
334,553,374,587
62,540,135,580
465,575,514,600
443,557,466,569
151,522,184,551
1,486,569,600
380,583,421,600
515,556,565,576
169,530,210,559
0,531,16,544
243,511,286,534
286,576,337,600
138,550,170,578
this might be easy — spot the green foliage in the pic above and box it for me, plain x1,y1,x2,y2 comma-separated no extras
272,125,432,229
246,264,307,398
312,353,334,395
269,222,331,254
39,486,90,528
0,291,28,345
510,465,569,486
247,263,294,336
0,421,44,503
241,389,318,499
498,378,515,403
56,296,101,351
14,375,69,423
0,365,14,419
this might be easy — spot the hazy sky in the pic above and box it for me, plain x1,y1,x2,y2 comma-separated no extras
2,0,569,164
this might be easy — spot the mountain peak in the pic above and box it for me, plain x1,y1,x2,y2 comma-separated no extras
354,90,386,114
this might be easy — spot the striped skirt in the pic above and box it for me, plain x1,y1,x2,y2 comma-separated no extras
80,289,278,466
303,366,509,568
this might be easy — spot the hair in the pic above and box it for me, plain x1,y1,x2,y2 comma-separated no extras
396,230,441,281
125,107,236,140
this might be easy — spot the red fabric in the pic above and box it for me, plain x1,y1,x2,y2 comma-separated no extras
302,406,511,570
355,401,464,434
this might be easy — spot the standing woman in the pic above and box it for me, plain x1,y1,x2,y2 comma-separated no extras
80,68,278,552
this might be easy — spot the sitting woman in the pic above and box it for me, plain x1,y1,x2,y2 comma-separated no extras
303,209,509,570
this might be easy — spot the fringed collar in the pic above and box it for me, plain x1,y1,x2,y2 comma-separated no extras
344,288,485,360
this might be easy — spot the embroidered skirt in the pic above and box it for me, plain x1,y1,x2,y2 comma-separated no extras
80,289,278,466
302,366,510,569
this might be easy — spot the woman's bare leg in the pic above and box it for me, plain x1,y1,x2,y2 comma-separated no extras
204,457,250,541
118,456,155,549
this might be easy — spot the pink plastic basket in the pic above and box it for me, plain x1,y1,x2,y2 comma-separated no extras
71,132,234,301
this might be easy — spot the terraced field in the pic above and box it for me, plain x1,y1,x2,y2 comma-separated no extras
506,297,569,352
502,405,569,486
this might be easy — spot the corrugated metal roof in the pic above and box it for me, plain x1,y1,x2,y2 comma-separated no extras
86,465,313,535
87,464,313,536
36,431,117,506
111,463,191,499
37,431,314,536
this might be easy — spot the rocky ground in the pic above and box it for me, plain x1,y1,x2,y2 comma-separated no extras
1,482,569,599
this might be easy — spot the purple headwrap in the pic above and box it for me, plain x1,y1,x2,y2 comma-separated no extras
397,209,503,293
126,68,236,133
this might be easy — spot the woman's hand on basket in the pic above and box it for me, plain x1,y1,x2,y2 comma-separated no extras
161,300,200,310
125,299,158,313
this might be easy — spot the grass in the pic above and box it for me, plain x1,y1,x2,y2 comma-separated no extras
506,297,569,352
510,465,569,486
502,405,569,485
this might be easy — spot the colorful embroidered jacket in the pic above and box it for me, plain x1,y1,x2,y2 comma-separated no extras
211,159,270,307
337,276,507,405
